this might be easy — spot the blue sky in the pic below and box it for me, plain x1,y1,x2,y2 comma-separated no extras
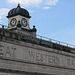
0,0,75,46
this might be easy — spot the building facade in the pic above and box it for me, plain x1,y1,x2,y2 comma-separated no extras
0,4,75,75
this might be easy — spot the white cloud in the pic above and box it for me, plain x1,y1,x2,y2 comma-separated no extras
8,0,42,7
0,16,2,19
0,20,2,23
0,8,10,16
8,0,59,8
0,8,10,22
0,16,2,23
45,0,59,5
28,10,34,13
43,6,51,9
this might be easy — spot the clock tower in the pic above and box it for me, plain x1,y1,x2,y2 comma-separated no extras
7,4,37,37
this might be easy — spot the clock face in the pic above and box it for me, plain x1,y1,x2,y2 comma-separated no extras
21,18,27,27
10,18,17,27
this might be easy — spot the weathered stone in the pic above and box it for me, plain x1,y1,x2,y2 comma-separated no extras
0,38,75,75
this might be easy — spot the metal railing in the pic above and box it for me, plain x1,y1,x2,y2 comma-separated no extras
36,35,75,48
0,24,75,49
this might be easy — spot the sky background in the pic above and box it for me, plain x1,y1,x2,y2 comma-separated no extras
0,0,75,46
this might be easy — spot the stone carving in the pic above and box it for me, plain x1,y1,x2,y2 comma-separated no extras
0,44,4,56
5,47,11,57
28,50,60,65
0,41,75,74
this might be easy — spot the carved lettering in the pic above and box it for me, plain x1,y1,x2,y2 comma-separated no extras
5,47,11,57
46,55,59,65
0,42,75,70
67,59,70,66
0,44,4,56
52,56,59,64
40,53,44,62
48,55,53,64
0,44,16,58
29,51,44,62
71,59,75,66
29,51,35,61
66,58,75,67
12,47,16,57
36,53,40,61
52,56,56,64
36,53,44,62
28,51,60,65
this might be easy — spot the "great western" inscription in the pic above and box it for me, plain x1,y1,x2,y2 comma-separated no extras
28,50,60,65
27,49,75,69
0,41,75,70
0,43,16,58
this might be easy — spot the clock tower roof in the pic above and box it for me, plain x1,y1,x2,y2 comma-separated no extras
7,4,31,18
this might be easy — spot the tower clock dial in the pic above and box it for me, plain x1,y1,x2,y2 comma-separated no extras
10,18,17,27
21,18,27,27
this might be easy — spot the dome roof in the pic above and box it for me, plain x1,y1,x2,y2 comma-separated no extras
7,4,31,18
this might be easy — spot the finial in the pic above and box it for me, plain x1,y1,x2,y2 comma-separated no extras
33,25,35,28
18,3,20,6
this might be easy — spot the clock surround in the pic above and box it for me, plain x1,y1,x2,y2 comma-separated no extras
21,18,27,27
10,18,17,27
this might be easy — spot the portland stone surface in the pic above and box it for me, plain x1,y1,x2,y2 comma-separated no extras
0,38,75,75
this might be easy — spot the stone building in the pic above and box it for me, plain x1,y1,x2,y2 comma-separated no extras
0,4,75,75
